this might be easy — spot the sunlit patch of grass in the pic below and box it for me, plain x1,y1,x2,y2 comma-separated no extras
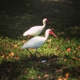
0,36,80,79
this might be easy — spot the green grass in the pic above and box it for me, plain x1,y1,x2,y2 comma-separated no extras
0,0,80,80
0,37,80,80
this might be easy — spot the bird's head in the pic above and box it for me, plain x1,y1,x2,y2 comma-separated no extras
47,29,58,38
43,18,51,24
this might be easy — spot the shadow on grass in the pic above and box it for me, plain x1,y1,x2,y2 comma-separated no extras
0,55,80,80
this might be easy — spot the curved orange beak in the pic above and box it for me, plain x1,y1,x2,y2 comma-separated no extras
46,19,51,24
49,30,58,38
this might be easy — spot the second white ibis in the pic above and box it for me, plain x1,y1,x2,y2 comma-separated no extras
23,18,50,37
21,29,58,57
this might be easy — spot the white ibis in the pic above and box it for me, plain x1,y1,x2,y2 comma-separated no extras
21,29,58,57
23,18,50,37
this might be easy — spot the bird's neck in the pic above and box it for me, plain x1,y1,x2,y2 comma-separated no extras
45,32,49,41
42,22,46,28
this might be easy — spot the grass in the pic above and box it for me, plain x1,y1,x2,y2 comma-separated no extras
0,0,80,80
0,37,80,80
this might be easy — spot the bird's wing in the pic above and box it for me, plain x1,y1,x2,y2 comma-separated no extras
23,26,44,36
21,36,45,49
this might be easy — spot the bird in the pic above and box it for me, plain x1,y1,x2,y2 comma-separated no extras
23,18,50,37
21,29,58,57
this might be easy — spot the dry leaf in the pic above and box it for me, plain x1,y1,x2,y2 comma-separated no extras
57,78,62,80
58,77,67,80
64,59,67,62
22,40,26,43
44,74,49,78
73,51,76,54
47,39,52,42
1,55,5,58
63,78,67,80
56,69,62,73
6,56,9,59
9,52,14,57
13,44,18,47
78,46,80,49
65,73,69,78
72,57,80,61
14,56,19,60
66,47,71,52
37,76,41,79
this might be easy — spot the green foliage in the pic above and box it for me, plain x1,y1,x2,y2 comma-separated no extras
0,0,80,80
0,36,80,80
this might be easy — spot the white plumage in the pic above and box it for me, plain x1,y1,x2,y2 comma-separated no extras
23,18,50,37
21,29,57,56
21,37,46,49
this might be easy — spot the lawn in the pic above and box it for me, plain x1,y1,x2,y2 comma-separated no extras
0,0,80,80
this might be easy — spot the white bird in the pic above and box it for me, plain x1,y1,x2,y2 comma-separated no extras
21,29,58,57
23,18,50,37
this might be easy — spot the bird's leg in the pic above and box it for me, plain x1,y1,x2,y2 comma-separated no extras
28,35,34,38
27,48,33,58
35,49,41,60
28,35,31,38
35,49,37,57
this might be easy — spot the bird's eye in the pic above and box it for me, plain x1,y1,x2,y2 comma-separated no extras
49,30,52,34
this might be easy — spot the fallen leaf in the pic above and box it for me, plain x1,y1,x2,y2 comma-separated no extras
9,52,14,57
47,39,52,42
14,56,19,60
37,76,41,79
13,44,18,47
57,78,62,80
72,57,80,61
64,59,67,62
22,40,26,43
58,77,67,80
66,47,71,52
63,78,67,80
73,51,76,54
56,69,62,73
1,55,5,58
65,73,69,78
78,46,80,49
6,56,9,59
44,74,49,78
30,76,34,79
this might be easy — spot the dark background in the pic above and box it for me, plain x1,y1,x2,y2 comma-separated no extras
0,0,80,39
